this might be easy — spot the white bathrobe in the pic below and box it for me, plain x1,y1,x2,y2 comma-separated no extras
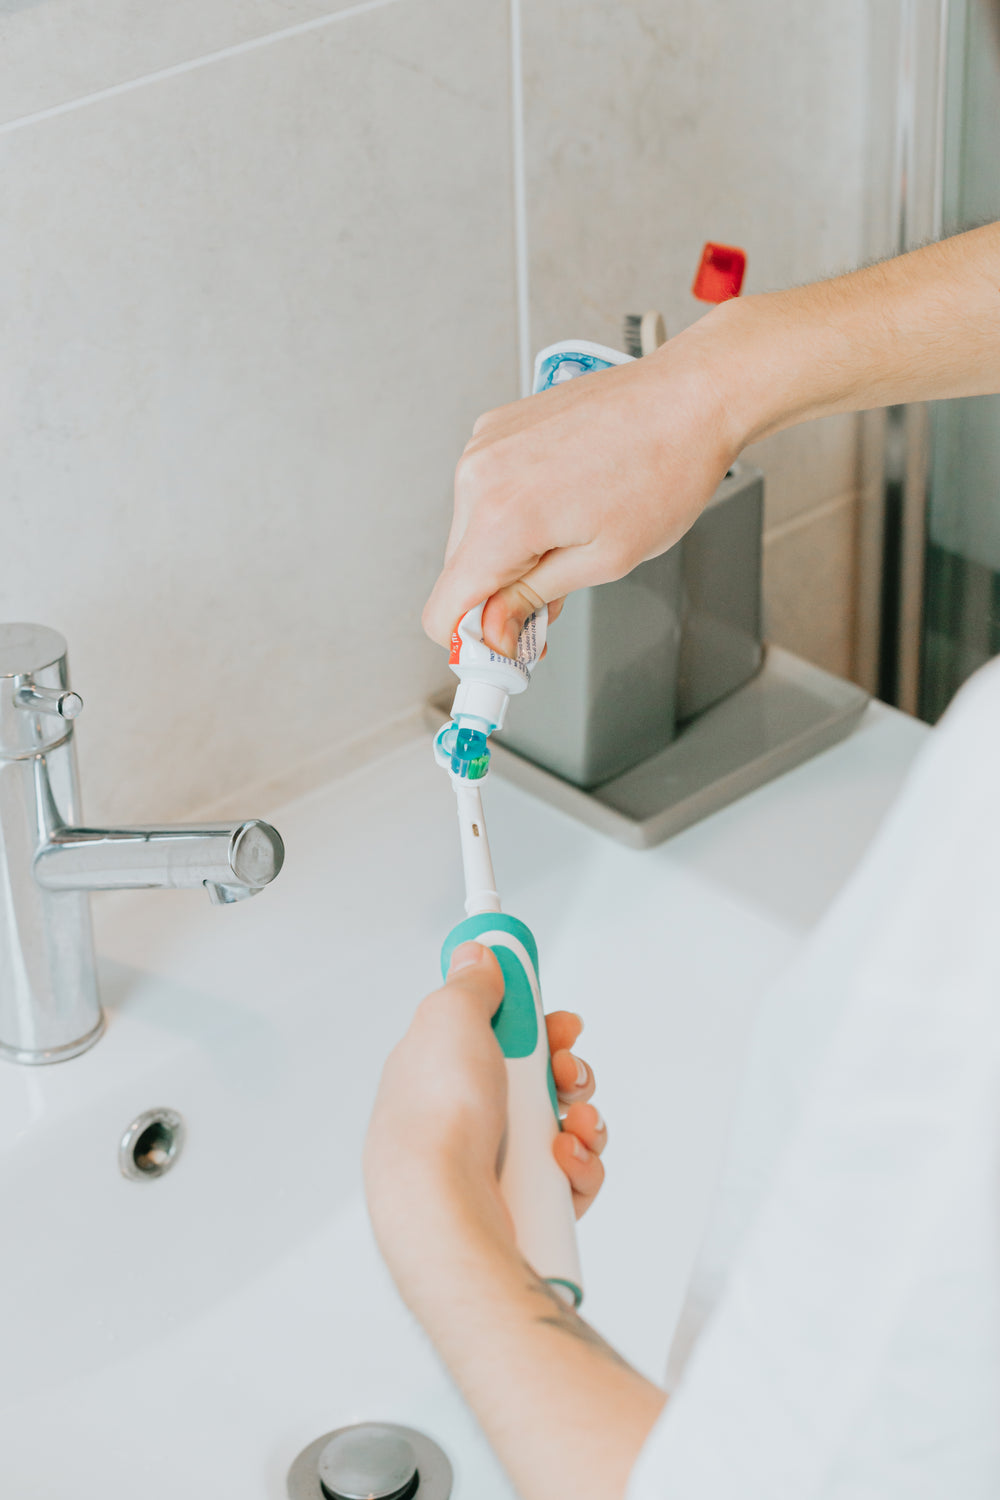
627,655,1000,1499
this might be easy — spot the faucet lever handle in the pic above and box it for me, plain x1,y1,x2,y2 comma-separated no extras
15,681,83,720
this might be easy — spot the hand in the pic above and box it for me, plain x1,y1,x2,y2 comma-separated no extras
365,944,664,1500
422,310,742,655
364,942,606,1300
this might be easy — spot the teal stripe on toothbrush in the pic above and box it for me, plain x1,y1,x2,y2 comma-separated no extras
441,913,559,1117
442,911,538,975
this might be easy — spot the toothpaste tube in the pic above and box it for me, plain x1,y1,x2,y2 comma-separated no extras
445,340,627,742
449,602,548,736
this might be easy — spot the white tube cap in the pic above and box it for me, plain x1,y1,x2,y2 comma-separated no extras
451,679,511,732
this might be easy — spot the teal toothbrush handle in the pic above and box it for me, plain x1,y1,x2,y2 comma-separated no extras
442,913,583,1306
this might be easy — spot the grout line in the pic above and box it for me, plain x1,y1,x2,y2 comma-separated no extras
763,488,859,546
509,0,532,397
0,0,408,137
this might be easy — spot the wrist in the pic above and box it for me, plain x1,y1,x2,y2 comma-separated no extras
368,1150,518,1309
690,289,863,451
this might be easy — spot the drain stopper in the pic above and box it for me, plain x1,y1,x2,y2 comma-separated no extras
318,1425,417,1500
287,1422,452,1500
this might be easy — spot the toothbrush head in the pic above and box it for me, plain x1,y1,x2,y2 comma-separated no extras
434,722,491,780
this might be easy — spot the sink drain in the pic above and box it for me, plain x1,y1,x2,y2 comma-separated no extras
118,1108,185,1181
287,1423,452,1499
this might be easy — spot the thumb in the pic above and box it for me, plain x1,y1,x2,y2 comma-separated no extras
481,582,547,658
447,941,505,1017
481,588,567,658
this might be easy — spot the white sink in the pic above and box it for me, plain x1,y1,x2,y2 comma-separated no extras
0,705,927,1498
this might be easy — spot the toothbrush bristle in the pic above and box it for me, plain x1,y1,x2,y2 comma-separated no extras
462,752,490,780
622,314,643,359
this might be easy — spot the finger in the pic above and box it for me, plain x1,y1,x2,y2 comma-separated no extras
445,942,505,1018
480,549,609,657
551,1048,594,1104
481,580,547,657
562,1101,607,1158
422,522,543,648
481,589,566,660
427,529,616,653
545,1010,583,1054
423,512,610,649
552,1129,605,1219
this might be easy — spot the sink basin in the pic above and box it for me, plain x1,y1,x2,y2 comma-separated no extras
0,705,927,1498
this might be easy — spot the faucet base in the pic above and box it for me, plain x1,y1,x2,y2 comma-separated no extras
0,1009,106,1066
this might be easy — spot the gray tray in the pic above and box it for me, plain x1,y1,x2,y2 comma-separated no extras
426,645,870,849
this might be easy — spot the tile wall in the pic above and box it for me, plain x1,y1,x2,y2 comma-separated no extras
522,0,870,681
1,0,873,822
1,0,518,822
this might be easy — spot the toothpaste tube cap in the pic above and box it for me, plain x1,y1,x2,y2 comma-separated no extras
451,678,511,734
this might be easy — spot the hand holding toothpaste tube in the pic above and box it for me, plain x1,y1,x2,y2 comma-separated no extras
421,316,742,657
424,223,1000,661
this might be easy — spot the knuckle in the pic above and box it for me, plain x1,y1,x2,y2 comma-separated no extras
454,453,506,516
455,442,491,483
471,408,498,437
454,449,480,492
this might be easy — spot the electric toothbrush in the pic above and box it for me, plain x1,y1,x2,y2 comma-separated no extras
434,716,583,1307
432,338,638,1305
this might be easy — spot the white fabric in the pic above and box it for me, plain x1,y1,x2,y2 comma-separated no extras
627,655,1000,1500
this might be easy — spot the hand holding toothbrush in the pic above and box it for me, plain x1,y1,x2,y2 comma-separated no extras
364,941,606,1286
363,944,664,1500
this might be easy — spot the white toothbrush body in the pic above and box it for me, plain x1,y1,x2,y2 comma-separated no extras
438,752,582,1306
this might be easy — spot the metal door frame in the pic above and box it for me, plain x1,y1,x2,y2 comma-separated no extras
857,0,951,712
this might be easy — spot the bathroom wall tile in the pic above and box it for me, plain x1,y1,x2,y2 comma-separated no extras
0,0,380,127
522,0,869,526
0,0,516,822
746,414,862,531
762,494,859,679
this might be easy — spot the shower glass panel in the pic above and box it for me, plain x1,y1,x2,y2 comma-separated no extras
920,0,1000,720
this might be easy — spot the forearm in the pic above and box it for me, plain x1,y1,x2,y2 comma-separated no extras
393,1171,666,1500
693,221,1000,448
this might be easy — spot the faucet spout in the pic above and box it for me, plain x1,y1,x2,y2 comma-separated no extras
34,820,285,899
0,623,288,1064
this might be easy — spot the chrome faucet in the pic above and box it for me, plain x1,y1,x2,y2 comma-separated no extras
0,623,285,1065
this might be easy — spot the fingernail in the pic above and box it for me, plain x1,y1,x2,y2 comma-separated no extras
449,941,483,974
571,1136,590,1163
573,1058,588,1089
593,1107,605,1133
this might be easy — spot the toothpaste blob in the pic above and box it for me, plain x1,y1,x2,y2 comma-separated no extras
449,602,548,736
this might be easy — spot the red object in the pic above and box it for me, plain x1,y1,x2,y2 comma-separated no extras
449,626,463,665
692,242,747,303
